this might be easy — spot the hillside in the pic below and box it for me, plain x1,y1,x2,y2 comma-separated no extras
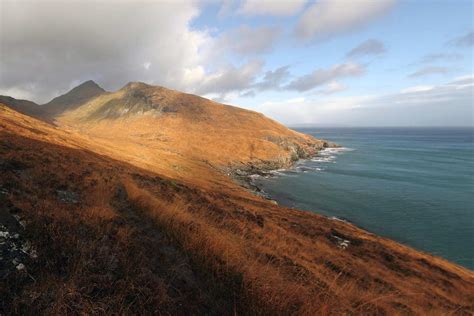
0,82,473,314
55,81,329,174
0,96,45,119
43,80,106,116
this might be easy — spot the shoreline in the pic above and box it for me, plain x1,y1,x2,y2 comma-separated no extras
229,140,340,203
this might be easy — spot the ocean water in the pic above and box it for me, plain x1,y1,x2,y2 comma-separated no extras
253,128,474,269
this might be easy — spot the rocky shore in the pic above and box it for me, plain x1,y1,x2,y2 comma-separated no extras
228,140,339,199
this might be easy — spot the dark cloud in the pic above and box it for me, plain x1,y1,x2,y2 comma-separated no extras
254,66,290,90
0,0,211,103
286,63,365,92
346,39,386,58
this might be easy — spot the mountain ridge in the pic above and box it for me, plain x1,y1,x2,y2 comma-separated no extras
0,95,45,119
43,80,106,116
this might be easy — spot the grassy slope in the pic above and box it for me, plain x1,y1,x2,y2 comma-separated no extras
0,102,473,314
43,80,106,116
56,82,327,172
0,96,45,120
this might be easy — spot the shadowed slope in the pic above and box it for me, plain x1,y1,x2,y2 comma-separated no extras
43,80,106,116
0,96,46,120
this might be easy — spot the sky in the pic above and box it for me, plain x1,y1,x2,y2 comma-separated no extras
0,0,473,126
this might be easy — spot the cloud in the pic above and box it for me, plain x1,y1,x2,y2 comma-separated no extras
318,81,347,94
215,25,281,56
217,0,236,18
0,0,215,103
286,63,365,92
446,75,474,88
255,95,375,125
253,75,473,126
196,60,264,96
238,0,307,16
296,0,396,40
0,85,38,101
254,66,290,90
418,53,463,64
346,39,386,58
400,85,434,94
240,90,256,98
448,31,474,47
408,66,449,78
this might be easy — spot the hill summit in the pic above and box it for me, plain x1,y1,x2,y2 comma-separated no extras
44,80,106,115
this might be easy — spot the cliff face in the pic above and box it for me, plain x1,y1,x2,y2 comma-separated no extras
1,82,473,314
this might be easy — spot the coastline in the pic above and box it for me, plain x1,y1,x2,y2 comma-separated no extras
229,140,340,202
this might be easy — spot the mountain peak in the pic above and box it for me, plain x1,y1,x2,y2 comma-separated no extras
69,80,105,94
78,80,103,89
44,80,106,116
121,81,153,90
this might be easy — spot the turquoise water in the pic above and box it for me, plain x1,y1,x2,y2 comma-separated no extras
254,128,474,269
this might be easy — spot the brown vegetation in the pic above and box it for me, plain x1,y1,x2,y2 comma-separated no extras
0,82,473,315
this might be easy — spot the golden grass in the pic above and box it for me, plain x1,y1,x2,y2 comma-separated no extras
122,179,474,314
1,103,473,314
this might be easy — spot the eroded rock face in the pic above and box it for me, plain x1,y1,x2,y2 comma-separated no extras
56,190,80,204
0,196,37,279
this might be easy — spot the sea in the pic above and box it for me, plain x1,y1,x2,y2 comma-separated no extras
252,127,474,269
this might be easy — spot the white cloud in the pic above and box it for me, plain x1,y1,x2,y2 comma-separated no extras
238,0,307,16
196,60,264,96
0,85,38,101
296,0,396,40
143,62,151,70
319,81,347,94
256,95,374,125
400,86,434,94
252,75,473,126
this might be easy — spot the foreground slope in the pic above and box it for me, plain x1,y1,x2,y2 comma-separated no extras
1,103,473,314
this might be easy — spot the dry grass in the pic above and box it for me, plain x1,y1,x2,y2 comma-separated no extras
124,180,316,314
1,103,473,314
123,179,474,314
